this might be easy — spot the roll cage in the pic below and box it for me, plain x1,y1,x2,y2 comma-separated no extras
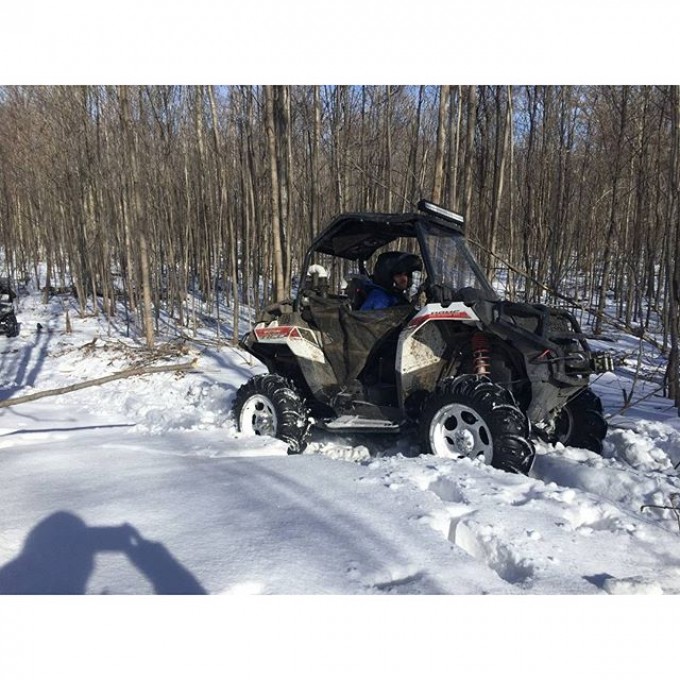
295,201,496,308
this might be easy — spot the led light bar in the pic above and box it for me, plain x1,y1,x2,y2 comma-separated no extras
417,199,465,226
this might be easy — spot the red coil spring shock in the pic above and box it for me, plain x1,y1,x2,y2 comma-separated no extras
471,332,491,376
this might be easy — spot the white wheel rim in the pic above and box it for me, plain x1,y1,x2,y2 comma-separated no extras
429,403,493,463
240,395,278,437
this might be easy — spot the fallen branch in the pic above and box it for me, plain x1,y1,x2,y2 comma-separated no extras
641,493,680,531
0,359,197,409
608,385,667,419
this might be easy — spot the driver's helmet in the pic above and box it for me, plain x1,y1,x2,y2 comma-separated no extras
372,251,423,291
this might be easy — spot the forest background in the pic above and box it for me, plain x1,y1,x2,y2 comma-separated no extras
1,84,678,405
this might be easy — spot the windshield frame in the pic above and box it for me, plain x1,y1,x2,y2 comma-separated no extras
415,219,497,299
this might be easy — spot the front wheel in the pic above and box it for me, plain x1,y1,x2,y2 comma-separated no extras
232,374,310,454
552,388,607,454
420,375,535,474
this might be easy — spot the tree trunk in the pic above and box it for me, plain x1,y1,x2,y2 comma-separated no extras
432,85,450,204
264,85,286,300
664,86,680,407
462,86,477,218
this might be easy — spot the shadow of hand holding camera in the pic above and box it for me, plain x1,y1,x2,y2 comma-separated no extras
0,512,206,594
117,523,206,594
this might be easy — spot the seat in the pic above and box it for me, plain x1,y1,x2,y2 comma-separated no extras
344,274,371,310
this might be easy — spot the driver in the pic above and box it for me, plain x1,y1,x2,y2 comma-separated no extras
360,251,422,310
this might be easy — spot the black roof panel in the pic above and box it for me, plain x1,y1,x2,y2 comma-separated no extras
310,212,460,260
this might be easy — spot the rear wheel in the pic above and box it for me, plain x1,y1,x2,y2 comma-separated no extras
420,375,535,474
232,374,310,454
553,388,607,454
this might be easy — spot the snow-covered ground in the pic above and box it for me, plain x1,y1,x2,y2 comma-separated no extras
2,281,680,675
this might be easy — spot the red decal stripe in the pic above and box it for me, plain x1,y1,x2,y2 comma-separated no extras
408,310,472,328
254,326,294,340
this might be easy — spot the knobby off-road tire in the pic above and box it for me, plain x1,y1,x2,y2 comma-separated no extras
232,374,310,454
553,387,607,454
420,375,535,474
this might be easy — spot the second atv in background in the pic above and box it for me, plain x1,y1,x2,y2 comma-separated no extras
234,200,613,474
0,279,18,338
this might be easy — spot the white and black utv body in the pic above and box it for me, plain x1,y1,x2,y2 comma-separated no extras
234,200,612,474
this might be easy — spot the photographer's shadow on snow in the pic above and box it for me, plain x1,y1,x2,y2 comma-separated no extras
0,511,206,594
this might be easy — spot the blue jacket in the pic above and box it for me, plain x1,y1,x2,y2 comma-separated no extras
360,282,404,310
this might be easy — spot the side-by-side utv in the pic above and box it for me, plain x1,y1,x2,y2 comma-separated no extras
233,200,612,474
